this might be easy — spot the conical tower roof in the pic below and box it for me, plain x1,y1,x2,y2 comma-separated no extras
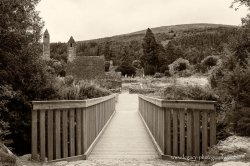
44,29,49,35
68,36,75,44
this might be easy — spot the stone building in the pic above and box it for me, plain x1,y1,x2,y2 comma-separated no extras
67,36,76,62
42,29,50,60
66,55,105,80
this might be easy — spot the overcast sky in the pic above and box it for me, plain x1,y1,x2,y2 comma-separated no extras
36,0,248,42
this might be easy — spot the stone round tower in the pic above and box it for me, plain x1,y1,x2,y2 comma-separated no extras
42,29,50,60
67,36,76,62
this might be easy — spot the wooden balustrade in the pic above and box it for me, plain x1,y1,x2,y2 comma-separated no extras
31,94,117,162
139,95,217,159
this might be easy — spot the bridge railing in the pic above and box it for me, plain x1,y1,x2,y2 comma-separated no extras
31,94,117,162
139,95,216,159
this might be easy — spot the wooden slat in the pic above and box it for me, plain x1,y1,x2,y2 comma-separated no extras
193,110,200,156
83,108,88,152
210,111,216,147
47,111,54,161
179,109,185,156
76,108,82,155
55,109,61,159
202,111,208,155
39,110,46,161
69,109,75,156
81,108,85,154
172,109,178,156
62,109,68,158
32,110,38,160
187,109,193,156
96,104,99,138
164,108,171,155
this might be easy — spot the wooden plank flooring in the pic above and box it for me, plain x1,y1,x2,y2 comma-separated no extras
88,92,159,160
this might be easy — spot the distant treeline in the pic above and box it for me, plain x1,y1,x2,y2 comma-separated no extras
50,25,239,69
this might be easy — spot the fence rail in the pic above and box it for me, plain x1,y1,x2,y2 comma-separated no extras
31,94,117,162
139,95,216,159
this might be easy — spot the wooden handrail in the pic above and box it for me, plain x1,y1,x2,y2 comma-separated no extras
32,94,116,110
139,95,216,110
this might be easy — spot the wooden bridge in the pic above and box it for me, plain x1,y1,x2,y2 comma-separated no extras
31,92,216,162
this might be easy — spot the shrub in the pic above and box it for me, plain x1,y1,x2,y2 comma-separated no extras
201,55,219,68
154,84,218,101
115,62,136,76
144,64,157,75
168,58,190,76
132,60,142,69
164,70,171,76
55,79,111,100
153,72,164,78
129,88,155,94
105,61,110,72
197,55,220,73
229,107,250,136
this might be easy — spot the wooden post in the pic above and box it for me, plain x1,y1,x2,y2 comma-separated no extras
76,108,82,155
32,110,38,160
187,109,193,156
47,111,54,160
39,110,46,161
62,109,68,158
172,109,178,156
164,108,171,155
193,110,200,156
55,109,61,159
202,111,208,155
210,111,216,146
179,109,185,156
69,109,75,156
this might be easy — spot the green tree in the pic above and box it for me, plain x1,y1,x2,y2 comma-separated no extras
0,0,57,154
141,28,159,75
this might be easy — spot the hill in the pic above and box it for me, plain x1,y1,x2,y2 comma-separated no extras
51,23,239,70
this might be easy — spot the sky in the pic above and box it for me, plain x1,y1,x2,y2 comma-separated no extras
36,0,249,42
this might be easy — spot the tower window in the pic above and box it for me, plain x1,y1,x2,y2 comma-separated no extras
70,43,73,47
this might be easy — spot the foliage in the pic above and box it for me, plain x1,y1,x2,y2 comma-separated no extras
0,0,63,155
229,107,250,136
115,62,136,76
105,61,110,72
196,55,220,73
129,88,155,94
141,28,159,75
154,84,218,101
168,58,190,76
54,77,111,100
153,72,164,78
0,142,16,166
132,60,142,69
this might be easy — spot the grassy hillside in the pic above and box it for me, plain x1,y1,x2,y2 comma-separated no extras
78,23,237,43
51,23,239,68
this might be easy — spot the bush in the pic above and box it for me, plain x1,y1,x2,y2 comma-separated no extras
201,55,219,67
168,58,190,76
115,62,136,76
129,88,155,94
164,70,171,76
153,72,164,78
55,79,111,100
229,107,250,136
105,61,110,72
154,84,218,101
144,64,157,75
132,60,142,69
197,55,220,73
